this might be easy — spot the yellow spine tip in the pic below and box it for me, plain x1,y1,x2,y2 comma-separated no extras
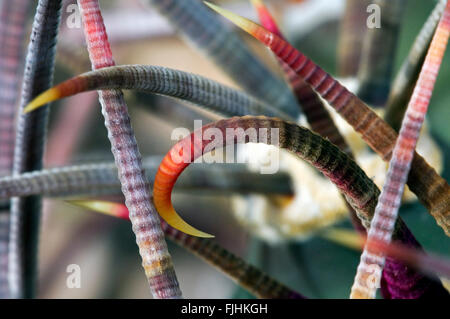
23,88,60,114
204,1,257,35
161,206,215,238
66,200,118,218
321,228,364,251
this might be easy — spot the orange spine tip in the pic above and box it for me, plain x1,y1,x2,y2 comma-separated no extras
153,146,214,238
204,2,265,40
23,87,61,113
23,76,87,113
66,200,125,219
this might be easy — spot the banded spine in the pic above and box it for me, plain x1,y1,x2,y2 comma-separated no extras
205,2,450,236
9,0,62,299
77,0,181,299
351,2,450,299
148,0,299,118
385,0,448,131
25,65,289,120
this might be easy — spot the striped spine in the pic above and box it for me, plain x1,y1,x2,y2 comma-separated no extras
153,116,382,237
205,2,450,236
163,220,304,298
8,0,62,299
250,0,351,155
25,65,290,120
148,0,299,118
323,228,450,280
69,199,305,299
385,0,447,131
156,115,448,298
351,2,450,299
250,0,363,231
0,210,8,296
163,220,305,299
77,0,181,299
0,160,293,200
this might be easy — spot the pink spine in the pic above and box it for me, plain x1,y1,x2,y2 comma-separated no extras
351,2,450,299
77,0,181,299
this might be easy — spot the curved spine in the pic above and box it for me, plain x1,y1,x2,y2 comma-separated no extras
69,200,305,299
147,0,299,118
77,0,181,299
9,0,62,299
385,0,447,131
0,159,293,200
154,116,380,235
351,2,450,299
154,115,448,298
205,2,450,236
250,0,351,154
250,0,363,231
163,221,304,299
24,65,290,120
